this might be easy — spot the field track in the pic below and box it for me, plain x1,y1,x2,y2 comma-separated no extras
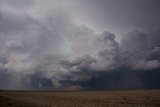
0,89,160,107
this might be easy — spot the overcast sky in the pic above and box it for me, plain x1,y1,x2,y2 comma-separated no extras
0,0,160,90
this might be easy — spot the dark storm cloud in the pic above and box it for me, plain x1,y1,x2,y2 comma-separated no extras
120,29,160,71
81,69,160,90
0,0,160,90
60,55,96,71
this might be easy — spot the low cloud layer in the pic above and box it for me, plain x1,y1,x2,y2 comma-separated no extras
0,0,160,90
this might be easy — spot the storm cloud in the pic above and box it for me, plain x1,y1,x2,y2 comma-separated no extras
0,0,160,90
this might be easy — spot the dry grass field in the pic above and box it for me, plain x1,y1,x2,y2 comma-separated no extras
0,89,160,107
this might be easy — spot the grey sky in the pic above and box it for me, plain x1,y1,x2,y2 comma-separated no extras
0,0,160,90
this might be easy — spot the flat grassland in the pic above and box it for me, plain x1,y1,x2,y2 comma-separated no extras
0,89,160,107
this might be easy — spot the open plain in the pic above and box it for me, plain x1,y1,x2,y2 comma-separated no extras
0,89,160,107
